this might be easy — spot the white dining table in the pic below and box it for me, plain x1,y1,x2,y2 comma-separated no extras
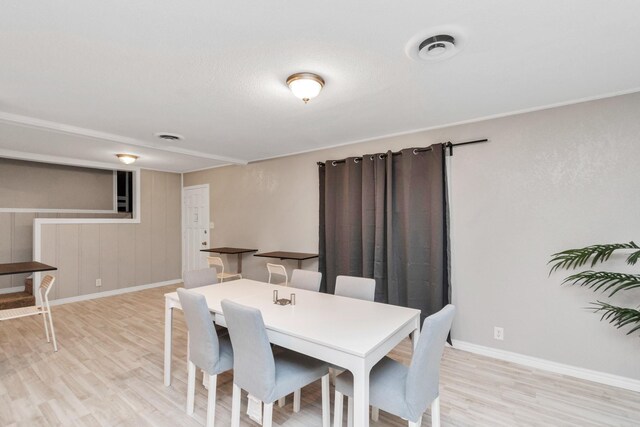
164,279,421,427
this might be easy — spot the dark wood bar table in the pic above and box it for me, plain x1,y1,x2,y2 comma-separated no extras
200,247,258,274
0,261,57,276
253,251,319,269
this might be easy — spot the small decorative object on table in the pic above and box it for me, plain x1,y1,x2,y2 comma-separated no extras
272,290,296,306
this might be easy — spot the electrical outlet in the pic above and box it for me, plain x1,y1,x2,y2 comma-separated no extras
96,279,102,287
494,326,504,341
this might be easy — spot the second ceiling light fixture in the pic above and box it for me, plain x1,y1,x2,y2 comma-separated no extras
286,72,325,104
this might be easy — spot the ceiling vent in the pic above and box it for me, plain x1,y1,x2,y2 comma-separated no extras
155,132,184,142
418,35,456,60
406,28,465,62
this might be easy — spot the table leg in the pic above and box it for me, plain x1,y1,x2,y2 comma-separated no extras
237,253,243,274
164,299,173,386
411,320,421,353
352,361,370,427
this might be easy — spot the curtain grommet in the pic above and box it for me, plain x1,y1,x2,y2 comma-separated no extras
354,158,360,164
331,161,337,167
379,154,385,160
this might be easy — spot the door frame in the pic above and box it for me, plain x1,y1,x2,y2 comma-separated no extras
181,183,210,275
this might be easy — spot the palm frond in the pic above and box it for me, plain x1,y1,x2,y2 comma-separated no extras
590,302,640,335
562,271,640,296
626,249,640,266
549,241,639,273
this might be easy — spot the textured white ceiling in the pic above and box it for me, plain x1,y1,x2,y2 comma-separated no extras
1,0,640,172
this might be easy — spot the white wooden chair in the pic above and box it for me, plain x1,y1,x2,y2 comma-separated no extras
0,275,58,351
207,256,242,282
267,263,288,285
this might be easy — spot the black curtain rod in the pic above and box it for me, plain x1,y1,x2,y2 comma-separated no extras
317,138,488,166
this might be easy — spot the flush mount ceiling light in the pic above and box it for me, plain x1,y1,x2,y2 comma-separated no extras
116,154,139,164
286,72,325,103
154,132,184,141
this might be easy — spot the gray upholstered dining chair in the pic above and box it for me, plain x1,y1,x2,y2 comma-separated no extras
334,275,376,301
177,288,233,427
276,268,323,410
221,299,331,427
183,267,218,289
333,304,456,427
289,269,322,292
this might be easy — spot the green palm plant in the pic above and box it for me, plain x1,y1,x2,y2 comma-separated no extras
549,241,640,336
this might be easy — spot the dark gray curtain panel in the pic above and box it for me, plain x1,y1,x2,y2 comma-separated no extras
319,143,449,320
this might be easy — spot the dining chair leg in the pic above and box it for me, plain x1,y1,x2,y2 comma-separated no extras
231,383,241,427
293,389,301,412
321,374,330,427
371,406,379,421
334,390,343,427
186,361,196,415
47,309,58,352
263,402,274,427
278,396,286,407
42,311,50,342
206,374,217,427
431,396,440,427
347,396,353,427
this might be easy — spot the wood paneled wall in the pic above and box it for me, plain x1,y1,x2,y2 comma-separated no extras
36,170,181,300
0,212,132,290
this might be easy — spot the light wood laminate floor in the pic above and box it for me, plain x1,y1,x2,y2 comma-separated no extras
1,284,638,426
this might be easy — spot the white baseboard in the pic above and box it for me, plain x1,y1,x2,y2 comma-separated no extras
452,340,640,393
49,279,182,306
0,286,26,295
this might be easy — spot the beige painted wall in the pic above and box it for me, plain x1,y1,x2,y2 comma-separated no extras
38,170,181,300
0,158,114,210
184,92,640,380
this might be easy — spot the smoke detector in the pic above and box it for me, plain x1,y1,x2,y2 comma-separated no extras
406,28,465,62
154,132,184,142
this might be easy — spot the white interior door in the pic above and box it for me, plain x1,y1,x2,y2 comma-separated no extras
183,185,210,273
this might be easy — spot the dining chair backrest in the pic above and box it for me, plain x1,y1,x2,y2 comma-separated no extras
267,263,288,285
221,299,276,402
177,288,221,375
405,304,456,418
39,275,55,307
289,269,322,292
207,256,225,273
334,275,376,301
183,268,218,289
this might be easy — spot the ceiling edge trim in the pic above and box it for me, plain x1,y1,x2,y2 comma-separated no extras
0,148,182,174
248,86,640,164
0,148,139,171
181,163,234,174
0,111,247,165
